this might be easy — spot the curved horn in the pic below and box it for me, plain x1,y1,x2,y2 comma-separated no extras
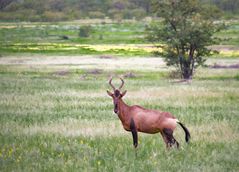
119,78,124,90
109,77,116,91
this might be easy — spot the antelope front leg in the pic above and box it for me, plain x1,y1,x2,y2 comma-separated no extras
130,118,138,148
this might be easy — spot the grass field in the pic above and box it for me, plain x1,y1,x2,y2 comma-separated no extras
0,54,239,171
0,20,239,57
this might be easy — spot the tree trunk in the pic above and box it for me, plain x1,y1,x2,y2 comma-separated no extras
180,56,193,80
182,66,192,79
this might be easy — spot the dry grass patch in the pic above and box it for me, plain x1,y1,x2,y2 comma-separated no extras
0,55,166,71
128,86,223,101
188,121,239,143
2,118,237,144
23,118,126,137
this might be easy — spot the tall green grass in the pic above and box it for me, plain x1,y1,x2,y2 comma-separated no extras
0,56,239,171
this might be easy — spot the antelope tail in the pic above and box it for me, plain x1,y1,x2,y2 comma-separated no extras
177,121,191,143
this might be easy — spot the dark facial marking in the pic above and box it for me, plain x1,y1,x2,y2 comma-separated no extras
114,90,120,97
114,103,118,113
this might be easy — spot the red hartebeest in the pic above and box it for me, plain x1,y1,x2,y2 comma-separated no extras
107,78,190,149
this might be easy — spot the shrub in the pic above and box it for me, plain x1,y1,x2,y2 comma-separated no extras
131,8,146,20
88,11,105,19
79,25,92,38
42,11,66,22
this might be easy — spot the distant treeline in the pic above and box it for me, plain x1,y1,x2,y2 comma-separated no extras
0,0,238,22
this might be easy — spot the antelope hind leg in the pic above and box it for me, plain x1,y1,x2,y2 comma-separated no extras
163,128,178,148
160,132,170,148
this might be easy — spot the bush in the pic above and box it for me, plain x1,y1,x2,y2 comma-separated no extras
0,9,36,21
42,11,66,22
131,8,146,20
88,11,105,19
108,9,123,22
79,25,92,38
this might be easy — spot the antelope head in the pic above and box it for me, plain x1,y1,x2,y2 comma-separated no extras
107,77,127,114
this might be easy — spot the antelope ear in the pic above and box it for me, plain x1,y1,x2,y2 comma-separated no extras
121,90,127,97
107,90,113,97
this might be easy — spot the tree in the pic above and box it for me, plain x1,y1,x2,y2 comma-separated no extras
147,0,222,79
0,0,16,10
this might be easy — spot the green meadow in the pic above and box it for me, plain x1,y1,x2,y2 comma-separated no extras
0,20,239,57
0,20,239,171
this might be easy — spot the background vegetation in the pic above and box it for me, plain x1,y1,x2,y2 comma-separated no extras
0,0,239,22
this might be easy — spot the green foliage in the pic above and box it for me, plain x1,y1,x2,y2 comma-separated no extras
0,0,239,21
131,8,147,20
42,11,67,22
78,25,93,38
147,0,223,79
204,0,239,14
0,0,15,10
88,11,105,19
0,0,151,22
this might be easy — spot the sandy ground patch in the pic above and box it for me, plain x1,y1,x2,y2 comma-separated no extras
1,55,239,69
209,45,239,51
0,55,166,71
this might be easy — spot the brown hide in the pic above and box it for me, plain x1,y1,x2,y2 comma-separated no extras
117,99,178,134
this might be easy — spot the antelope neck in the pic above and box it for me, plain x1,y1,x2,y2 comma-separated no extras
118,99,130,122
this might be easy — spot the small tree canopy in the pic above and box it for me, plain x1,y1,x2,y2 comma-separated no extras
147,0,223,79
0,0,15,10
